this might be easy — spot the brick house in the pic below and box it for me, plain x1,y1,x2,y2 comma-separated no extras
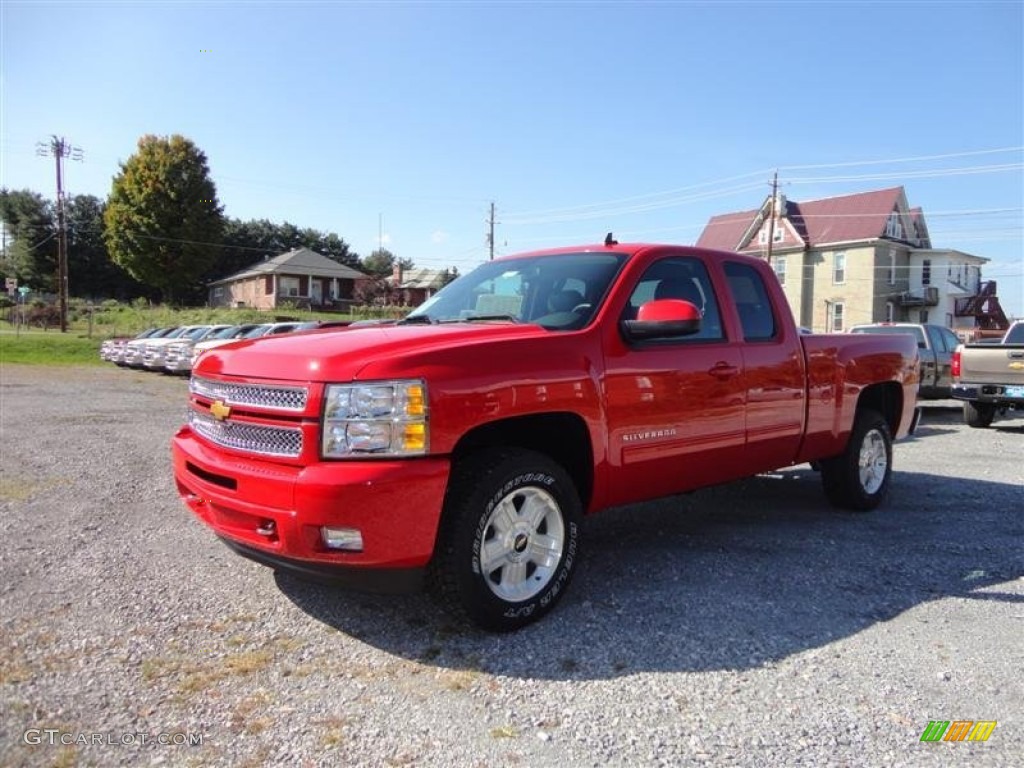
696,187,1008,333
208,248,370,310
388,265,449,307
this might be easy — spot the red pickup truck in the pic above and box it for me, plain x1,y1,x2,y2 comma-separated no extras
173,242,920,631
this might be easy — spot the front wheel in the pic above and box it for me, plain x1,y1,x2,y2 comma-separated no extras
963,401,995,428
428,448,582,632
820,409,893,511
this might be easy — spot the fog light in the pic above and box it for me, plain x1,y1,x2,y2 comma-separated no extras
321,527,363,551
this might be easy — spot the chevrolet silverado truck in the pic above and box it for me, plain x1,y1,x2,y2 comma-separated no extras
173,242,920,631
952,320,1024,427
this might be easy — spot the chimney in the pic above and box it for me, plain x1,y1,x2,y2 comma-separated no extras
392,263,403,284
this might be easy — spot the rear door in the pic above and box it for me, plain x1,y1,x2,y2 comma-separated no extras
723,260,806,472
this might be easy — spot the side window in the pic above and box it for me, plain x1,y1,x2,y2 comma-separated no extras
925,325,945,352
623,257,724,341
724,262,778,341
940,328,961,352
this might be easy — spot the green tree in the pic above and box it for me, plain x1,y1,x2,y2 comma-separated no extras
104,135,224,303
361,248,412,278
66,194,146,300
0,188,57,292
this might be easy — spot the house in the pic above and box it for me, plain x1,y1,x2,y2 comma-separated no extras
389,264,449,306
696,186,1008,333
208,248,371,310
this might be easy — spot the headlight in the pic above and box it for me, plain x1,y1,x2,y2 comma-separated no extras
321,380,428,458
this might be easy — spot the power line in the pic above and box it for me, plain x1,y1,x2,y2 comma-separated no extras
778,146,1023,171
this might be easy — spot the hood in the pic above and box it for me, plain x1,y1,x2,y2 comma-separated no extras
193,322,552,382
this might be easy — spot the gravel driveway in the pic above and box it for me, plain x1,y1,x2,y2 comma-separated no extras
1,364,1021,767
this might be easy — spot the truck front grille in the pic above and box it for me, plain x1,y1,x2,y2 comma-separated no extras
190,376,308,411
189,410,303,458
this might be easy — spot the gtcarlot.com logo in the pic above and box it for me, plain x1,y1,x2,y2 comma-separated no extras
920,720,997,742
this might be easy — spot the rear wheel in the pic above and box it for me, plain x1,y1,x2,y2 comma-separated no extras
821,409,892,511
428,448,581,632
963,401,995,428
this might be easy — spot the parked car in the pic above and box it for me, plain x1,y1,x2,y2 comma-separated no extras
123,327,185,367
188,324,267,369
952,320,1024,427
101,327,159,363
848,323,962,399
163,325,234,374
142,326,217,371
174,241,919,631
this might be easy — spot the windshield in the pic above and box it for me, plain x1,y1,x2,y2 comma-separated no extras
404,251,626,330
242,325,272,338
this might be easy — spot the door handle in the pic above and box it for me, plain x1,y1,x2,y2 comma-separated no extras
709,362,739,380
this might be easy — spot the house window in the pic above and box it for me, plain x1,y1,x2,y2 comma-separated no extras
830,302,845,332
833,252,846,285
773,256,786,284
885,212,903,239
279,277,300,297
922,259,931,286
887,249,897,284
919,310,929,323
758,224,784,244
885,301,895,322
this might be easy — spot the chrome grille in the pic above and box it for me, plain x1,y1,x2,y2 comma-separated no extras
190,376,308,411
189,410,303,458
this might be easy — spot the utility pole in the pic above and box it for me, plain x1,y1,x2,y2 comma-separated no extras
487,202,496,260
765,170,778,267
36,136,83,332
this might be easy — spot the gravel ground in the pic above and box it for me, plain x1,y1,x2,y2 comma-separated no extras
1,364,1021,768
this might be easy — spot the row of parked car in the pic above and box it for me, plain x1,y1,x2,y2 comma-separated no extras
99,320,350,374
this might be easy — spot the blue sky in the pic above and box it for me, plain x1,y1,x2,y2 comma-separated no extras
2,1,1022,315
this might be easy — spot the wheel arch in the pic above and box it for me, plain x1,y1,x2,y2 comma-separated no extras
856,382,904,434
450,412,594,510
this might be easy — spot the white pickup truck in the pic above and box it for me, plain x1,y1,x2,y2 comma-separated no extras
952,321,1024,427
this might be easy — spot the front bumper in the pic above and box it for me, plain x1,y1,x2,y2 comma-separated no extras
172,427,451,587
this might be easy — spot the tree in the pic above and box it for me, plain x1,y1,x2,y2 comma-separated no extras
362,248,402,278
65,194,146,300
0,188,57,292
104,135,224,303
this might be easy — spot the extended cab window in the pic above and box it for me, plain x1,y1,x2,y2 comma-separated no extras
622,257,724,341
724,262,777,341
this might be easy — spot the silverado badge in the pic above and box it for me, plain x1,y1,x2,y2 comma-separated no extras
210,400,231,421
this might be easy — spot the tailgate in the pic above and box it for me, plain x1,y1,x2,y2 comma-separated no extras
959,344,1024,384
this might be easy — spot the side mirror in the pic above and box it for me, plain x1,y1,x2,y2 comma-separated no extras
622,299,702,340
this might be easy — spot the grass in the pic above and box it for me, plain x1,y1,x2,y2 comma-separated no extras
0,331,104,366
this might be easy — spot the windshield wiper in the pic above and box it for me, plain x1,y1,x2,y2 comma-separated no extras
453,314,520,323
397,314,436,325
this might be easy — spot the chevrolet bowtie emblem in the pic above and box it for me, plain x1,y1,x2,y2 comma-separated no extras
210,400,231,421
1009,362,1024,371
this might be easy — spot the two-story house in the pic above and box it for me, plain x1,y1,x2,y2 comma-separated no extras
696,186,1008,333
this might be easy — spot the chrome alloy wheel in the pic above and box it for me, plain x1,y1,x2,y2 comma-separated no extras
858,428,888,494
478,487,565,602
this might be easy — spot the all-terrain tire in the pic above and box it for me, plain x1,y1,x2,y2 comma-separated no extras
428,448,582,632
820,409,893,511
